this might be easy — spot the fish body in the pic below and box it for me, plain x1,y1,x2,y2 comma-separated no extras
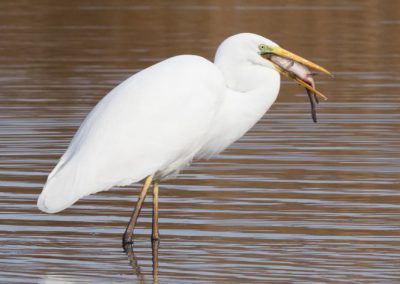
270,55,319,123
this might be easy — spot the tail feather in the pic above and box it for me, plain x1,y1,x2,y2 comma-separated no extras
37,142,158,213
38,158,96,213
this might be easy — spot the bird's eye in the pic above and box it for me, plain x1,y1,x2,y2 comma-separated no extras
258,44,270,53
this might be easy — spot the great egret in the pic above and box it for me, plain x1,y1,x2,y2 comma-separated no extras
37,33,331,246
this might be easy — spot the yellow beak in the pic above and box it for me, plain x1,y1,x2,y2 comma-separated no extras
269,46,332,100
272,46,331,76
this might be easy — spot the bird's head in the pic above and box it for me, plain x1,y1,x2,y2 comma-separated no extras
215,33,331,100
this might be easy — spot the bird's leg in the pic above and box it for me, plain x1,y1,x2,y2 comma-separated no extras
123,175,153,247
152,238,160,284
151,181,160,241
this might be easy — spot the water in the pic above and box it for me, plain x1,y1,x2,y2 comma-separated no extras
1,0,399,283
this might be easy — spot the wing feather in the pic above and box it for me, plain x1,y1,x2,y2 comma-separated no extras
38,55,225,213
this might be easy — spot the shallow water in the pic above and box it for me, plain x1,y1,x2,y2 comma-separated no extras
1,0,399,283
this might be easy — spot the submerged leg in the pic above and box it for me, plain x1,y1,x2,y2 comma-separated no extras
152,239,160,284
152,182,160,241
123,175,153,246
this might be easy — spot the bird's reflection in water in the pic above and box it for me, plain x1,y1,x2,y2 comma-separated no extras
126,246,145,283
125,240,160,284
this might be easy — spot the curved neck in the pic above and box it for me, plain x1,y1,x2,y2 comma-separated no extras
198,61,280,157
215,51,278,93
222,72,280,133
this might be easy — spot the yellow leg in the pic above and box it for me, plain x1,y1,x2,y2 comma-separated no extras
152,182,160,241
123,175,153,246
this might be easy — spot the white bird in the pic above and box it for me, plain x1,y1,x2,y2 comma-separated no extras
37,33,330,246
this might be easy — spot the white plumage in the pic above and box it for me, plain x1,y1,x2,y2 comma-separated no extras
37,32,329,219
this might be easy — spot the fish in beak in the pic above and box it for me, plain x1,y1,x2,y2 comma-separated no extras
262,46,332,123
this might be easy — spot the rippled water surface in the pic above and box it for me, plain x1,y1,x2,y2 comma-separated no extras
1,1,399,283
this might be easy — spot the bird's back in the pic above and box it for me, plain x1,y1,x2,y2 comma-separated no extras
38,55,225,213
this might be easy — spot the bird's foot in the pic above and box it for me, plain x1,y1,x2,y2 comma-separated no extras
151,234,160,242
151,232,160,242
123,239,133,252
122,232,134,251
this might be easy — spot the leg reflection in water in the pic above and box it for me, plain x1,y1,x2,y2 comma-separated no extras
125,240,160,284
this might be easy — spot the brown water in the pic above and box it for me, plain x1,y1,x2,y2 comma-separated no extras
1,0,399,283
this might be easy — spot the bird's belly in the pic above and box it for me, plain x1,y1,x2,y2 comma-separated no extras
154,152,195,180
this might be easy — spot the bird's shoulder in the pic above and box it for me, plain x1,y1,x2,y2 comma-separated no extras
142,54,223,84
107,55,225,103
161,54,218,70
